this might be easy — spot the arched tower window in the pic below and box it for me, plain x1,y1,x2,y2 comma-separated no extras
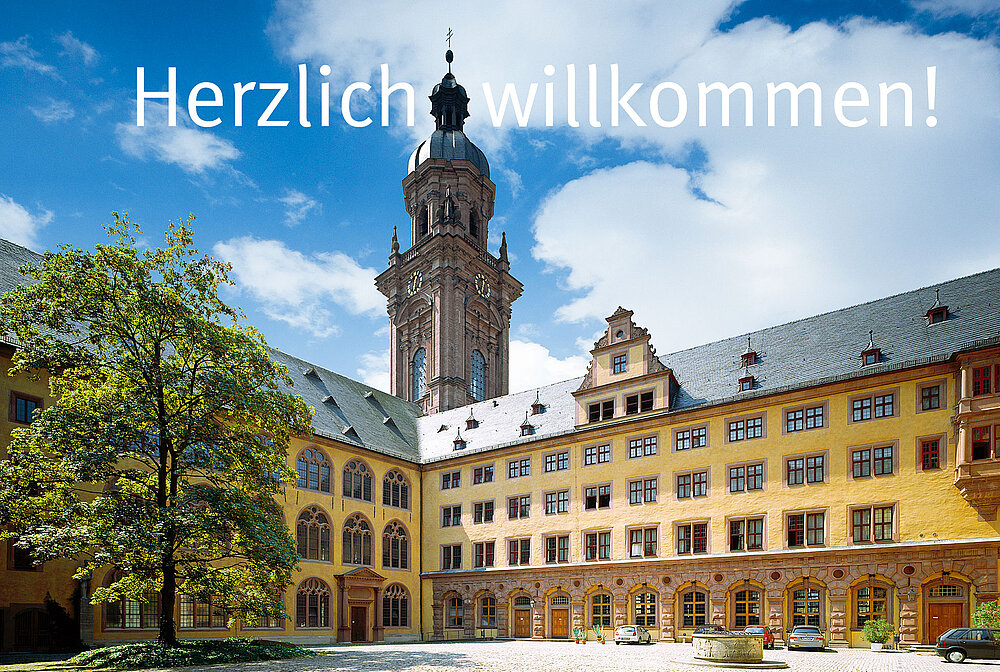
418,207,429,238
382,469,410,509
382,521,409,570
343,513,372,566
295,578,330,628
296,447,331,493
382,584,409,627
469,209,479,238
470,350,486,401
296,506,331,561
412,348,427,401
343,459,373,501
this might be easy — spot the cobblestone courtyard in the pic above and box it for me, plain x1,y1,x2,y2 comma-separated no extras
144,641,999,672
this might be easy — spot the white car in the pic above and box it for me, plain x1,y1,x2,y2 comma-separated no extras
787,625,826,650
614,625,653,644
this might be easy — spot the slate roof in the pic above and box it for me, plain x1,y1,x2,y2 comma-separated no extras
3,235,1000,466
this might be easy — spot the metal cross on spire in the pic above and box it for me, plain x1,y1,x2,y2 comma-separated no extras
445,28,455,73
446,28,454,49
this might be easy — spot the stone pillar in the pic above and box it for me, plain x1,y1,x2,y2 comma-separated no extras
337,581,350,642
710,591,727,628
828,592,849,648
572,601,585,631
373,587,384,642
897,588,919,646
464,598,475,639
956,420,970,469
766,589,785,646
614,597,627,628
78,575,95,647
532,601,545,639
497,600,509,638
432,598,443,640
660,591,675,642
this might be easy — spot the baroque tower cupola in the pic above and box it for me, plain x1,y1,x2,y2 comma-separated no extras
375,49,522,414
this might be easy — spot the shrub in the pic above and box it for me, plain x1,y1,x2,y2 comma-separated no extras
861,618,896,644
973,600,1000,628
71,638,316,670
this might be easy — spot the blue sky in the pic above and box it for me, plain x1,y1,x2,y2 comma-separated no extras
2,0,999,393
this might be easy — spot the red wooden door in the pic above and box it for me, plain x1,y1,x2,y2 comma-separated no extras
928,603,963,642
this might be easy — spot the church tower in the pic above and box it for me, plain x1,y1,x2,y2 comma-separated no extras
375,50,522,414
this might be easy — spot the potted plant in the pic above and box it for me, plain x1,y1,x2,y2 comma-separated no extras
862,618,896,651
573,627,587,644
593,624,606,643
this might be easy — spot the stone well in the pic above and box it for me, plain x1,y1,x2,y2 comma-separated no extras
693,633,764,663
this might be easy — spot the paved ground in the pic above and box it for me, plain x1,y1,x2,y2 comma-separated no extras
131,641,1000,672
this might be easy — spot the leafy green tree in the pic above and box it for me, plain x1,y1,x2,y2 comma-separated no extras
973,600,1000,628
0,214,313,645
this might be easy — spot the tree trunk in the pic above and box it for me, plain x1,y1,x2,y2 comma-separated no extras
159,558,177,646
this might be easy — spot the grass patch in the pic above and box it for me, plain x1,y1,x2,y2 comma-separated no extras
70,638,317,670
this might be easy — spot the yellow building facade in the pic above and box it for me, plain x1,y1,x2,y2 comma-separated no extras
2,59,1000,652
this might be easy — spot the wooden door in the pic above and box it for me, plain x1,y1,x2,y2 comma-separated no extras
513,609,531,638
928,603,964,642
350,606,367,642
551,609,569,638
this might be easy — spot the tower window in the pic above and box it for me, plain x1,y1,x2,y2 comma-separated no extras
412,348,427,401
418,208,428,238
470,350,485,401
469,210,479,238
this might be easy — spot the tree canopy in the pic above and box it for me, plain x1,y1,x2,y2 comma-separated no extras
0,213,313,644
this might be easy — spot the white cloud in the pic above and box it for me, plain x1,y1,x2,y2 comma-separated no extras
0,36,58,78
116,100,240,174
910,0,1000,16
508,339,588,394
55,31,98,65
0,194,52,250
213,236,383,338
29,98,75,123
356,349,390,392
278,189,321,226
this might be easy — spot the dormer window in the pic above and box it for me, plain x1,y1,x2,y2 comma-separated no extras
927,306,948,324
453,438,467,451
739,375,754,392
531,391,544,415
925,289,948,325
741,351,757,367
861,331,881,366
520,412,535,436
466,411,479,430
613,353,628,374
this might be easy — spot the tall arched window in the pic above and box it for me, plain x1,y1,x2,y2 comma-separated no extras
412,348,427,401
343,513,372,565
382,469,410,509
382,584,409,628
682,589,708,627
296,506,330,561
469,209,479,238
297,447,332,493
854,581,891,628
295,578,330,628
634,591,657,627
343,459,373,501
790,582,824,627
447,596,464,627
418,207,429,238
470,350,486,401
382,521,409,570
480,595,497,627
733,588,761,628
591,593,612,627
103,569,159,630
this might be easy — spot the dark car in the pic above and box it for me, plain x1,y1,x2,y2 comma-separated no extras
935,627,1000,663
744,625,775,649
787,625,826,650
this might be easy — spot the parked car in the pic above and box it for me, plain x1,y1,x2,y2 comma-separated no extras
935,627,1000,663
787,625,826,650
743,625,775,649
614,625,653,644
693,625,728,635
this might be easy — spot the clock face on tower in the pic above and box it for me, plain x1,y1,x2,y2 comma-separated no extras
407,270,423,296
474,272,491,299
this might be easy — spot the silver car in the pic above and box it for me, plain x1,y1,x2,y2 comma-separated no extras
787,625,826,650
614,625,653,644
